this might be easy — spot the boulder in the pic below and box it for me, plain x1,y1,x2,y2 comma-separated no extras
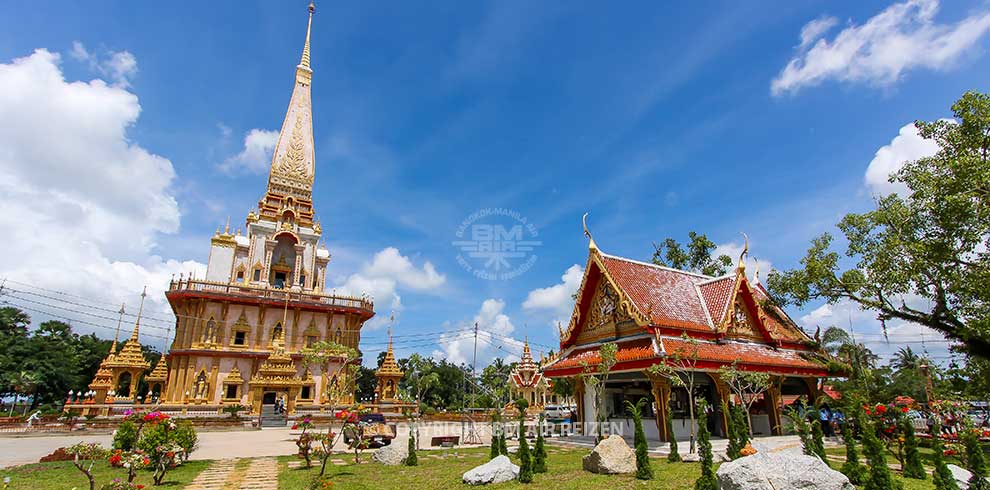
582,434,636,474
947,464,972,490
371,443,408,466
463,455,520,485
679,451,729,463
716,452,854,490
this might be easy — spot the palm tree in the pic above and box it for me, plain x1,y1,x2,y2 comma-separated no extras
891,347,922,373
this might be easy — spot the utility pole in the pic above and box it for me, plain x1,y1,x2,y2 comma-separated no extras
464,322,482,444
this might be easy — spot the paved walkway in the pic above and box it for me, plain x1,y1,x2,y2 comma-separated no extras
185,457,279,490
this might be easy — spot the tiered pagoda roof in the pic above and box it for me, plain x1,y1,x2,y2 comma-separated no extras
375,336,403,378
145,355,168,384
544,227,831,379
510,339,544,389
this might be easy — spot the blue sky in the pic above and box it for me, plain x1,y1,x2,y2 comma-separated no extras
1,0,987,366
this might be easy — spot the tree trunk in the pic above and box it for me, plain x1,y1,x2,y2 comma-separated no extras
8,394,17,417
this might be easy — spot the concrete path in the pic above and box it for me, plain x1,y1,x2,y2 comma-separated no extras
0,428,300,468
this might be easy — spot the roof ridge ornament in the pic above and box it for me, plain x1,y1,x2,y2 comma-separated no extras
737,232,749,273
582,212,597,251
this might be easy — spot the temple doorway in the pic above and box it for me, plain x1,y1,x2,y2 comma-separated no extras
263,392,278,405
116,372,132,398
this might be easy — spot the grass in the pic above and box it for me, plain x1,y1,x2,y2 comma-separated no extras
0,458,210,489
279,445,950,490
278,446,702,490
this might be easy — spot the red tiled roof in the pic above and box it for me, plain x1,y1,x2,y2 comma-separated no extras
662,337,823,371
511,371,544,389
697,276,735,326
549,337,656,370
599,255,712,330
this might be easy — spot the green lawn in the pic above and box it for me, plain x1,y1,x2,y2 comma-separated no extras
0,458,210,490
278,446,701,490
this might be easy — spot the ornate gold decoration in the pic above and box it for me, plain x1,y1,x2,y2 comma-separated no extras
224,366,245,385
249,337,302,388
275,113,311,181
145,356,169,383
375,332,404,402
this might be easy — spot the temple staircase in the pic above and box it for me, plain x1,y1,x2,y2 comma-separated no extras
259,406,287,428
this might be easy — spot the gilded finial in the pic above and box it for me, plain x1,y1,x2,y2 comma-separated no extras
737,232,749,272
131,286,147,342
582,212,597,251
224,216,231,234
299,2,315,70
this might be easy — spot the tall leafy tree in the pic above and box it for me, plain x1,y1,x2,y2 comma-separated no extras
652,232,733,277
768,91,990,358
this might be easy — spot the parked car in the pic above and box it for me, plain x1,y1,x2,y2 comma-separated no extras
343,413,395,448
542,404,570,421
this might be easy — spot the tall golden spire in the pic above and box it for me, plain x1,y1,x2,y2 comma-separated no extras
131,286,147,342
266,2,317,200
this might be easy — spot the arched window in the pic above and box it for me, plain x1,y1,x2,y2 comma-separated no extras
273,322,283,342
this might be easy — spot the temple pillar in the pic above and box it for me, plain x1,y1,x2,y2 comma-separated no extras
768,377,783,435
287,387,300,414
573,376,585,434
128,369,140,401
711,374,731,437
646,371,672,441
803,377,822,405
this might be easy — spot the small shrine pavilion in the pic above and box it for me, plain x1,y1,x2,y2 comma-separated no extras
542,220,834,440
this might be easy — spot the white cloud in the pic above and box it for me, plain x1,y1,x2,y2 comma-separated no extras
714,242,773,282
523,264,583,334
69,41,138,87
523,265,583,314
0,48,204,342
864,122,940,196
218,128,279,174
800,16,839,49
432,298,523,366
772,0,990,95
336,247,446,329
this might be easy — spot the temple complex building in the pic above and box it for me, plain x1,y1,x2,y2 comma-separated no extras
542,225,834,440
162,3,375,415
505,340,572,416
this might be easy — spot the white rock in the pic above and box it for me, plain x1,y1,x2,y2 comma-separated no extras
371,443,408,466
947,464,972,490
582,434,636,474
463,455,520,485
716,452,854,490
681,452,701,462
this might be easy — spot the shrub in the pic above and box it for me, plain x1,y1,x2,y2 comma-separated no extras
499,432,508,456
667,403,680,462
112,420,138,451
173,419,198,461
405,430,418,466
900,415,926,479
490,413,501,460
694,400,717,490
308,475,334,490
533,414,547,474
861,415,902,490
734,403,750,451
964,429,989,490
222,404,246,418
517,416,533,483
626,398,652,480
930,428,959,490
724,402,741,460
810,408,827,463
840,423,867,485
